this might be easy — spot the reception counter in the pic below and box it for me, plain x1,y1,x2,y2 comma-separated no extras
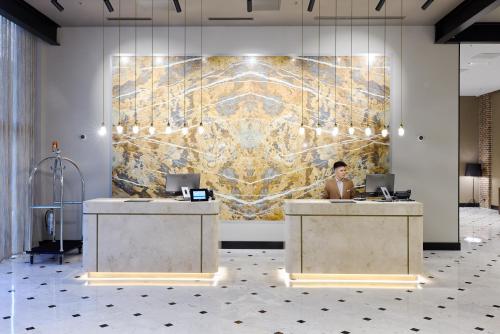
82,198,219,284
284,199,423,287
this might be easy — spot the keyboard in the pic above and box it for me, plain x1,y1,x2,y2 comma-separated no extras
329,199,356,203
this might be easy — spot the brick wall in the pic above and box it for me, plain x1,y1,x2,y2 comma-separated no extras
478,94,492,208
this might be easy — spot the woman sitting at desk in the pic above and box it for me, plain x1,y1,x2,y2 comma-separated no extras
323,161,355,200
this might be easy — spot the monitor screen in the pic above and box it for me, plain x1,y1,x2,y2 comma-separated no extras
365,174,395,194
192,190,207,201
190,189,209,202
165,174,201,195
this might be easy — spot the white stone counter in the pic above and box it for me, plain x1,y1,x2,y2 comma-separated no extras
284,199,423,216
284,199,423,276
84,198,220,215
83,198,219,274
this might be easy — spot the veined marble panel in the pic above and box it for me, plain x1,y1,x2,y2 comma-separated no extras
112,56,391,220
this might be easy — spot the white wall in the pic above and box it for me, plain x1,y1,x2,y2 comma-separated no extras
38,26,458,244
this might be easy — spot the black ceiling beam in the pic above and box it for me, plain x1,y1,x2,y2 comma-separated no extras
435,0,500,44
0,0,59,45
448,22,500,43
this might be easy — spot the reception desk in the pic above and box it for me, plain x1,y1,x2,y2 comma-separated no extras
82,198,219,284
284,199,423,287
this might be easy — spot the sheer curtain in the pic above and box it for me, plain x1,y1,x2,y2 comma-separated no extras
0,16,37,261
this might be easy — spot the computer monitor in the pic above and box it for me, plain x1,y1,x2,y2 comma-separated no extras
365,174,395,195
165,174,200,196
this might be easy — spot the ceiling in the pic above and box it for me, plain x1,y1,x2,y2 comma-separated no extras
461,44,500,96
24,0,467,27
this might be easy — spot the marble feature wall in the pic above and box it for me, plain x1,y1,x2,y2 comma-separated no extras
112,56,390,220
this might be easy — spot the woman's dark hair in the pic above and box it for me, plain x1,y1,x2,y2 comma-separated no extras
333,161,347,170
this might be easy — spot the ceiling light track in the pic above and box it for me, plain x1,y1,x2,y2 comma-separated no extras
172,0,182,13
51,0,64,12
421,0,434,10
103,0,114,13
107,17,152,21
375,0,385,11
307,0,316,12
314,16,405,20
208,17,254,21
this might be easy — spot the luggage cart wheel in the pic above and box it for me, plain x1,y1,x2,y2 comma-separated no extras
58,255,63,265
30,255,34,265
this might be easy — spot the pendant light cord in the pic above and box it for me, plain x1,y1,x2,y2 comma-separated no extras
317,0,320,128
301,0,304,127
383,0,386,125
167,0,170,125
118,0,121,126
334,0,337,125
183,0,187,127
350,0,353,126
200,0,203,126
367,0,370,128
400,0,404,126
102,0,105,126
134,0,137,125
151,0,154,127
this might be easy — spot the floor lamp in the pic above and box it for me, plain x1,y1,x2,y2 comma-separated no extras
465,163,482,206
464,163,482,243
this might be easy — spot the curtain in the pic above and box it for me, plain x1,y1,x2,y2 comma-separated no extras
0,16,37,261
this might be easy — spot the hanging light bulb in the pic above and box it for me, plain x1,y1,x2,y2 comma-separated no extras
148,123,156,135
132,123,140,134
315,125,322,136
197,122,205,134
364,126,372,137
181,122,189,135
381,126,388,138
165,122,172,134
116,123,124,134
299,124,305,136
398,123,405,136
348,123,355,135
98,122,107,136
332,123,339,137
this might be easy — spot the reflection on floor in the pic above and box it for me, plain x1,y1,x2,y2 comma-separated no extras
1,208,500,333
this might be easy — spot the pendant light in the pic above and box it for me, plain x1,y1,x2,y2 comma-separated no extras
132,0,139,135
398,0,405,137
364,0,372,137
197,0,204,135
348,0,355,136
116,0,124,135
148,0,156,136
98,0,107,136
331,0,339,137
299,0,305,136
165,0,172,134
181,0,188,136
381,0,389,138
315,0,321,136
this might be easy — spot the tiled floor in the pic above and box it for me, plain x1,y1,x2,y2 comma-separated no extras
1,208,500,333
